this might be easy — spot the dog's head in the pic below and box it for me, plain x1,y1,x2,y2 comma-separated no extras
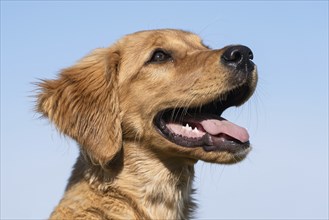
37,29,257,167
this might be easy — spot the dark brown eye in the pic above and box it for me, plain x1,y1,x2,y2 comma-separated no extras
149,49,172,63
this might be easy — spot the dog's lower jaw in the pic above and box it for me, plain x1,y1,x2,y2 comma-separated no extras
51,142,196,220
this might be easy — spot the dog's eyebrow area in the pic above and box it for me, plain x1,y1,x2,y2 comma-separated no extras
150,33,207,52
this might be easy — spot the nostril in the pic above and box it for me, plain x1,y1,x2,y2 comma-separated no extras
248,50,254,60
222,49,243,63
221,45,254,72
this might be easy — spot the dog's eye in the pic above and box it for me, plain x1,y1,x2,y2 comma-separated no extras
149,49,172,64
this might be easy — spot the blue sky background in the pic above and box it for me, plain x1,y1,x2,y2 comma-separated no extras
1,1,328,219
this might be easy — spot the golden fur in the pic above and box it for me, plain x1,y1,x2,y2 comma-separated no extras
37,29,258,219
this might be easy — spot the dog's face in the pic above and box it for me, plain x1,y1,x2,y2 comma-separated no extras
117,29,258,164
37,29,257,167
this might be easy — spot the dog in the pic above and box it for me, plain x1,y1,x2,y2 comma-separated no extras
36,29,257,219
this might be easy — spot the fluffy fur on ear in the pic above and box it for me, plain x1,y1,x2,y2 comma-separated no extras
37,47,122,168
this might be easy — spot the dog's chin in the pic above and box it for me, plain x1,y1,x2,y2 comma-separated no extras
153,84,253,164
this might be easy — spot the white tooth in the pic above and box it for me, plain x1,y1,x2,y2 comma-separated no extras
193,127,198,133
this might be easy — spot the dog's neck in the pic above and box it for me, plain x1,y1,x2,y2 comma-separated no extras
123,143,196,219
68,142,196,219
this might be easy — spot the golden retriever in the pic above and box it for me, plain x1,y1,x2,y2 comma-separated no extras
37,29,258,219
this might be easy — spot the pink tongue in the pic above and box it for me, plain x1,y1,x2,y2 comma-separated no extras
200,119,249,143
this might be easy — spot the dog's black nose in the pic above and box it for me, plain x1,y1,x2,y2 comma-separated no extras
221,45,254,72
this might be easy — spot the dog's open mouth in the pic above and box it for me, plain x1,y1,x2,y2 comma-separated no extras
154,85,252,153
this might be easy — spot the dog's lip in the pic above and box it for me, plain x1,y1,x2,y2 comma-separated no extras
202,133,250,152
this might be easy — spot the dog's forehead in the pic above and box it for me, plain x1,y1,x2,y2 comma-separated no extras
123,29,205,50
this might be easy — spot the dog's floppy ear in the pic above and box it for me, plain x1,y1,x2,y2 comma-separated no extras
37,47,122,168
